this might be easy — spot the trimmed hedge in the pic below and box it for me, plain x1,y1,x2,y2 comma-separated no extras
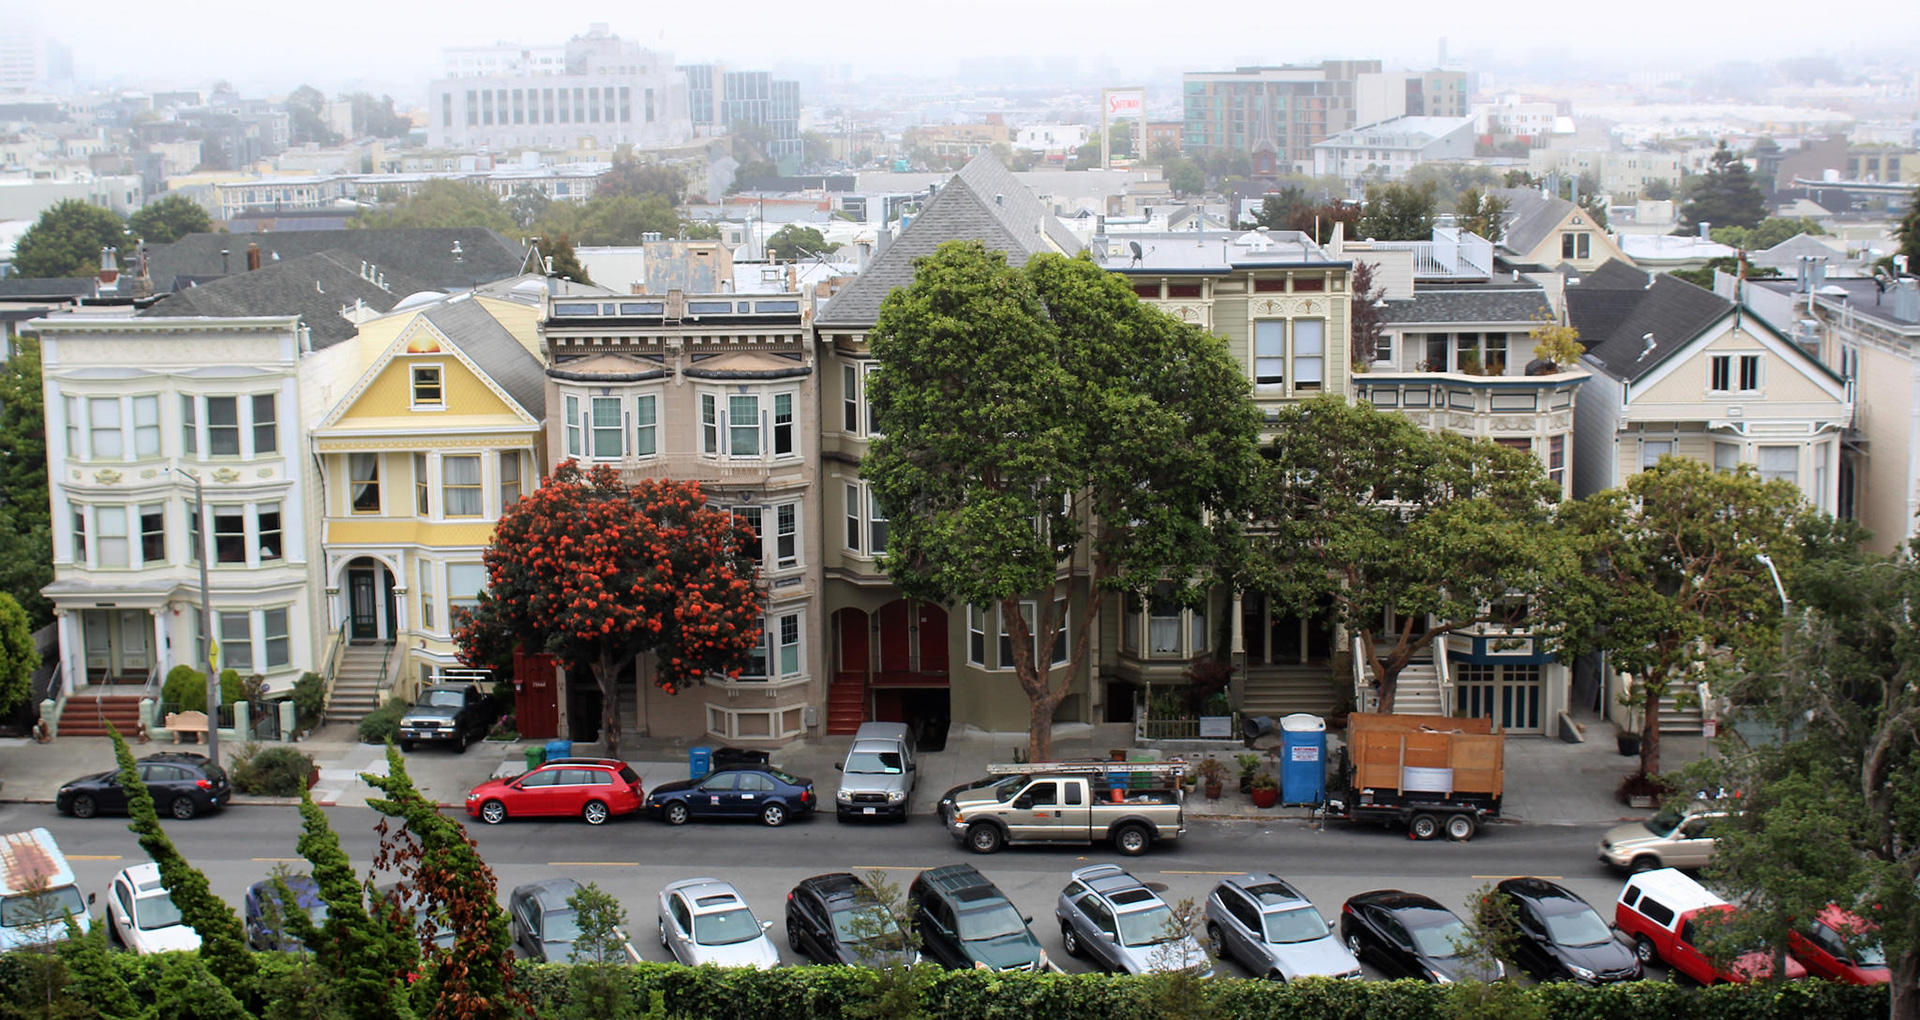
0,950,1891,1020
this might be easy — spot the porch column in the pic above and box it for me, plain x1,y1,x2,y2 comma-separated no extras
153,609,169,675
58,610,81,697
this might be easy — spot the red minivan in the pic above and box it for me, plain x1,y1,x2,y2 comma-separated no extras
466,757,644,826
1614,869,1805,985
1789,905,1890,985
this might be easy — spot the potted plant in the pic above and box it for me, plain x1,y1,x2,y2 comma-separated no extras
1197,757,1226,800
1236,752,1262,794
1249,771,1280,808
1615,727,1642,757
1618,770,1672,810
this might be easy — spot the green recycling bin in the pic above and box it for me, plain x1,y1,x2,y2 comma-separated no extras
523,745,545,773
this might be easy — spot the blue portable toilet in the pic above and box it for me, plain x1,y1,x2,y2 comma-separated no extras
1279,714,1327,805
544,738,573,763
689,746,713,779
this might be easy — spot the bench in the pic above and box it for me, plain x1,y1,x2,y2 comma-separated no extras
165,710,208,744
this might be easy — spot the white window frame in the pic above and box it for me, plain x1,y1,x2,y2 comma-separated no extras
967,604,987,666
633,394,658,457
844,482,887,559
88,397,123,460
264,608,291,670
1758,445,1799,487
447,562,488,620
442,454,485,518
774,501,799,570
842,363,860,433
1641,439,1673,471
699,386,799,462
133,395,161,457
1738,353,1762,392
844,483,862,554
419,560,436,630
350,453,382,515
498,451,522,508
1129,584,1207,659
411,363,445,409
139,504,166,566
96,506,130,569
219,610,253,673
564,394,582,457
1293,318,1326,390
1253,319,1285,390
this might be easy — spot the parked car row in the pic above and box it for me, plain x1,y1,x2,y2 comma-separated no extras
1613,868,1886,986
462,757,819,828
55,752,230,822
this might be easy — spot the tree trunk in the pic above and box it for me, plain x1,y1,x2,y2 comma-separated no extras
594,651,622,760
1638,692,1663,778
1891,949,1920,1020
1028,692,1059,764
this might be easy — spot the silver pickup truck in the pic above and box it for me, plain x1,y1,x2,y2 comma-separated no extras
944,772,1185,857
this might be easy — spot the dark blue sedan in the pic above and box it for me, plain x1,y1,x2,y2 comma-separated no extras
645,765,816,827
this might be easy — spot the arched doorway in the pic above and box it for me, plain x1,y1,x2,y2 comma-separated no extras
343,556,397,643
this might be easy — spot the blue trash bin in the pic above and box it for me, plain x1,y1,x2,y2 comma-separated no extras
544,738,573,763
689,746,713,779
1279,714,1327,806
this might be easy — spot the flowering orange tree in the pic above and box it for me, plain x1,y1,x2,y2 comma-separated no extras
455,462,764,755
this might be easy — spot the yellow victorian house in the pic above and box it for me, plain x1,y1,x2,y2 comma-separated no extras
307,285,548,723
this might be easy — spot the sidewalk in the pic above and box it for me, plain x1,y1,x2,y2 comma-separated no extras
0,719,1711,826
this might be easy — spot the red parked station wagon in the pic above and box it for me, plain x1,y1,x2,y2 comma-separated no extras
466,757,644,826
1614,869,1805,985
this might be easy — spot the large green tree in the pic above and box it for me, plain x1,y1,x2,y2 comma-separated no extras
1711,216,1825,252
279,786,417,1020
1356,180,1437,241
1680,141,1768,233
1547,457,1804,776
766,224,838,261
1248,396,1570,713
594,150,687,206
0,593,38,715
12,200,126,279
128,195,213,245
1896,186,1920,269
533,233,592,284
865,241,1262,760
455,465,766,755
1454,188,1508,242
0,336,51,629
353,181,514,232
286,84,340,147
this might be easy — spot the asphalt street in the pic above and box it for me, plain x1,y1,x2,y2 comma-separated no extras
0,799,1674,982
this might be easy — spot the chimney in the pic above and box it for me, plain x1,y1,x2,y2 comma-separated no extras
1697,221,1711,240
857,240,872,271
246,241,261,271
1894,279,1920,324
220,248,230,274
876,223,892,256
97,246,120,291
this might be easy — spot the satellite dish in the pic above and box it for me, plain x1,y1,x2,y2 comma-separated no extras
1128,241,1143,266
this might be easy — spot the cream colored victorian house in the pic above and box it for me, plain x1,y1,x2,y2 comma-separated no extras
307,286,547,721
1488,187,1629,274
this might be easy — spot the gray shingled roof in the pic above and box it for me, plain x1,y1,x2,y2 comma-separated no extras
418,297,546,419
141,251,427,350
816,155,1079,328
1565,259,1733,382
0,277,97,299
1489,187,1578,258
1747,233,1845,274
1378,285,1553,326
145,227,526,293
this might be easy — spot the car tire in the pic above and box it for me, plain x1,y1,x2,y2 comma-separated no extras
454,731,469,754
480,800,507,825
1346,932,1365,960
665,802,690,826
170,796,198,821
1113,823,1151,856
787,924,802,954
1061,923,1082,958
1634,934,1657,965
1409,813,1440,840
1445,814,1477,841
70,794,97,819
1630,855,1661,874
761,802,788,827
400,740,415,753
659,918,669,949
582,800,610,825
1205,922,1228,961
966,823,1004,854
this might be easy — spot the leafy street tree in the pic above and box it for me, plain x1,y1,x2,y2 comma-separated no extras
506,186,550,231
1400,163,1503,209
1547,457,1804,777
0,592,39,715
354,181,515,232
0,334,51,631
1710,216,1825,252
1454,188,1508,242
564,883,636,1020
865,241,1262,760
364,746,521,1020
1348,259,1385,368
1894,187,1919,268
12,200,126,279
1675,532,1920,1015
1249,188,1313,231
594,150,687,206
1680,141,1768,234
58,916,140,1020
455,464,766,754
1356,180,1437,241
348,93,413,139
766,224,839,261
108,726,258,1001
286,84,341,147
280,786,418,1020
533,234,592,284
128,195,214,245
1248,396,1569,713
567,193,680,245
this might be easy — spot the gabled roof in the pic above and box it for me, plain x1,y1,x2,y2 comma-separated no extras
144,227,525,293
816,155,1079,328
1566,260,1735,382
1747,232,1846,274
1489,187,1581,257
0,277,97,299
140,251,425,350
1378,285,1553,326
416,297,546,418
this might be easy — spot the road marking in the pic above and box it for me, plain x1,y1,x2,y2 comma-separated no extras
548,861,639,867
852,865,930,872
1471,875,1563,880
1160,870,1241,876
252,858,304,863
69,855,122,861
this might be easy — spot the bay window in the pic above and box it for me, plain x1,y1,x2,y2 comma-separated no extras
728,394,760,456
133,396,160,457
775,503,798,569
97,506,129,568
968,605,987,665
251,394,277,453
499,452,522,507
206,397,239,455
633,395,657,456
350,453,381,513
89,398,122,459
590,396,622,458
214,506,247,564
140,505,165,564
257,503,282,561
443,455,483,517
264,609,291,669
220,612,253,672
448,563,488,618
565,394,582,457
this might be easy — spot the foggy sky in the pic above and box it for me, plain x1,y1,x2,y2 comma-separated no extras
22,0,1917,100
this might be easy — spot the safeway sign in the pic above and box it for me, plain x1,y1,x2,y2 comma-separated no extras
1106,90,1144,117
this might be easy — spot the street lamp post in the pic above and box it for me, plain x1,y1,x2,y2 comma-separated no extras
174,467,219,767
1756,552,1791,745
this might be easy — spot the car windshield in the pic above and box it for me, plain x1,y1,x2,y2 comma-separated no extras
1645,809,1684,837
1855,941,1888,967
694,907,763,946
425,690,466,708
1262,905,1330,944
0,886,85,929
832,905,905,948
1116,904,1176,947
137,893,185,931
542,909,580,944
957,903,1028,941
993,778,1027,801
767,768,803,786
1543,908,1613,947
845,751,903,775
1407,918,1468,958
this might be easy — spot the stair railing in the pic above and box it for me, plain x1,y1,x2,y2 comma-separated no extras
1351,637,1375,714
1434,640,1453,718
320,621,348,722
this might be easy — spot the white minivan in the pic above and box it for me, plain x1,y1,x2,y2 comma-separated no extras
835,722,918,821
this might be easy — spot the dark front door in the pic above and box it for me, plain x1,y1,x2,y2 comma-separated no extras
348,569,377,640
513,651,560,740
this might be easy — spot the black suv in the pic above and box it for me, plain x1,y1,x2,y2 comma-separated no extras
785,873,916,967
56,751,231,820
906,864,1045,972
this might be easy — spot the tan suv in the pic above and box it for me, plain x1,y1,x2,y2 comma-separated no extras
1598,807,1724,873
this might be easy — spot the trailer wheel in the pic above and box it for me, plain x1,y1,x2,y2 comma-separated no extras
1408,813,1440,840
1445,813,1477,841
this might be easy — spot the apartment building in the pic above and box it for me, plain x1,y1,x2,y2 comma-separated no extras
1310,115,1475,187
1526,149,1683,202
681,64,804,168
1181,61,1381,172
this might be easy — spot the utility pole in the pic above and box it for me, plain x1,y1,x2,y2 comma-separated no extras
176,467,219,767
1757,552,1790,747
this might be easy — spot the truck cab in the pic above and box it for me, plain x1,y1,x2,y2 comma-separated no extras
945,763,1186,857
399,683,498,753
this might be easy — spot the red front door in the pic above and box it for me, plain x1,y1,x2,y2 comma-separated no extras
514,651,560,739
878,601,912,673
917,604,950,672
838,609,871,675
